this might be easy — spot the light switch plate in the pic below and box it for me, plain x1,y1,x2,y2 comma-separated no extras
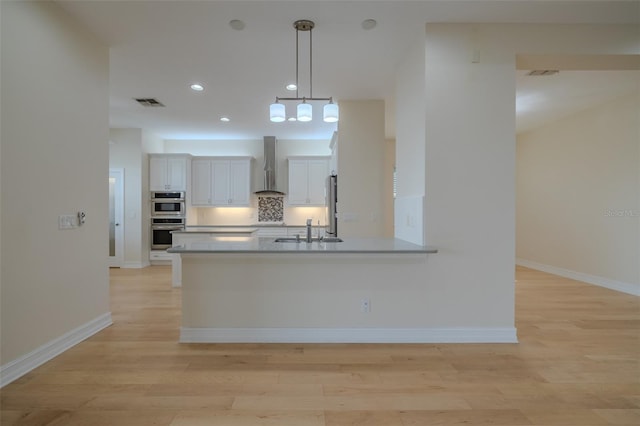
58,214,77,230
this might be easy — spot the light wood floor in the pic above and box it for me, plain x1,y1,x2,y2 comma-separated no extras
1,265,638,425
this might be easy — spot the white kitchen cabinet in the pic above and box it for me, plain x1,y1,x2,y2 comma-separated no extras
191,159,212,205
288,157,329,206
150,250,172,262
191,157,252,206
150,155,189,191
210,160,230,205
228,160,251,206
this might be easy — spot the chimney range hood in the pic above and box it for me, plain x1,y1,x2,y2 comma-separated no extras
255,136,285,195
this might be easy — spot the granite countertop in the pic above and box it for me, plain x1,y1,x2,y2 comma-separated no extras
173,227,258,234
168,236,437,254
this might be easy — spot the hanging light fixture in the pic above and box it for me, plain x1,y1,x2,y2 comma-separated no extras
269,20,338,123
323,100,339,122
269,102,286,122
297,100,313,122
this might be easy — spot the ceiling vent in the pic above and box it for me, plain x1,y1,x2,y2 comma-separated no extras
134,98,165,107
527,70,560,76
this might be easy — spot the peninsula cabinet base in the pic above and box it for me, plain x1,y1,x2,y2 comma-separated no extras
179,253,517,344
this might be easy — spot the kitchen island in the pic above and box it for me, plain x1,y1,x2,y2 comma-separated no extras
167,236,510,344
170,227,257,287
170,226,326,286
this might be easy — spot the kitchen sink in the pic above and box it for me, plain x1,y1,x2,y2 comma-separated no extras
274,237,343,243
273,237,299,242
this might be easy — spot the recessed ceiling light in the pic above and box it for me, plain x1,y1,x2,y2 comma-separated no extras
361,19,377,30
229,20,245,31
220,116,230,122
286,83,297,91
287,117,297,122
190,83,204,92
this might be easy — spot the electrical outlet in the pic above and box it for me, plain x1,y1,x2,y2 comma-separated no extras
360,298,371,313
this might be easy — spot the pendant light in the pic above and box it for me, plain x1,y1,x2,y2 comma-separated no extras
297,100,312,122
269,102,286,122
269,20,338,123
323,100,339,122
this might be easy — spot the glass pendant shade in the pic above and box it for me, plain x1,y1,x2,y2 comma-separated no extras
323,102,339,122
297,102,312,122
269,103,286,122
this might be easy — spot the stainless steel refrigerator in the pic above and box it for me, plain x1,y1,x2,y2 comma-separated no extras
326,174,338,237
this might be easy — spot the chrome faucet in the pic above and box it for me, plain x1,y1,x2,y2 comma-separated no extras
306,219,312,243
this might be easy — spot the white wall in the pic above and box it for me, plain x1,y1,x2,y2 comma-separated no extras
164,138,331,225
394,37,427,245
141,131,165,256
1,1,110,368
417,23,518,329
142,130,165,154
337,100,391,237
108,128,163,264
517,93,640,294
383,139,396,237
392,23,639,334
109,129,148,268
395,36,426,200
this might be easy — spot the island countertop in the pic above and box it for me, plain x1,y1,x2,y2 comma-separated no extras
168,236,437,254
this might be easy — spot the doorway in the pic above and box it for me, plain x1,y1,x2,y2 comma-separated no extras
515,54,639,295
108,169,124,267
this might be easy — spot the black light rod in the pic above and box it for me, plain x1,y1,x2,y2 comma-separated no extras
275,97,333,102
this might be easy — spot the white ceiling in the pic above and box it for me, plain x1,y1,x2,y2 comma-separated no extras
516,70,639,134
56,0,639,141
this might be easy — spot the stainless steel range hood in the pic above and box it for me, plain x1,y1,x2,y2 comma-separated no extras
255,136,285,195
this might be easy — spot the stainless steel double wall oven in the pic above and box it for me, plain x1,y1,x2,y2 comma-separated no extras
150,191,185,250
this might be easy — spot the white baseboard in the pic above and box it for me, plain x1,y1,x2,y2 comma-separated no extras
180,327,518,344
0,312,113,388
122,260,150,269
516,258,640,296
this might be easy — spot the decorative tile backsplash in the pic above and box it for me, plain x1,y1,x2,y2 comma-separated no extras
258,196,284,222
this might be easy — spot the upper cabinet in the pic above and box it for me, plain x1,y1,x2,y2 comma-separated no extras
191,159,213,205
149,155,189,191
191,157,252,206
227,160,252,206
288,157,330,206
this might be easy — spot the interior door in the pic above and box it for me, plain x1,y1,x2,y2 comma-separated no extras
108,169,124,267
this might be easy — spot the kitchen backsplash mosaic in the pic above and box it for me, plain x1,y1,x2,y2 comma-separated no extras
258,196,284,222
